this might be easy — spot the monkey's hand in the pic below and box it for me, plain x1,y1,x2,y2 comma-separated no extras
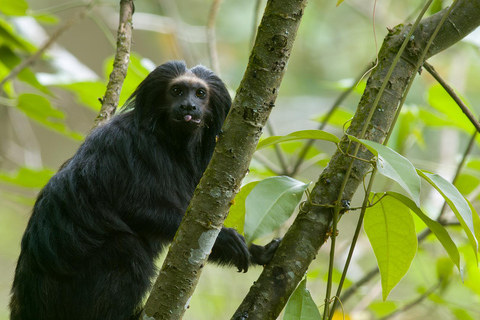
249,238,281,266
211,227,251,273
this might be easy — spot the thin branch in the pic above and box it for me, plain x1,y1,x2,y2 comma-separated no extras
379,280,442,320
424,62,480,133
207,0,223,76
89,12,117,49
92,0,134,128
0,1,96,92
250,0,263,49
253,153,282,176
266,119,289,174
289,72,359,177
328,170,378,320
157,0,196,65
339,267,379,302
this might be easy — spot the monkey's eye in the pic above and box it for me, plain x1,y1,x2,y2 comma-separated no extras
196,89,206,99
171,86,183,96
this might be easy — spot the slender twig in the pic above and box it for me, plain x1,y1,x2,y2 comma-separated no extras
0,1,96,92
157,0,196,65
89,12,117,49
339,267,379,302
31,1,94,15
207,0,223,76
93,0,134,128
328,171,378,319
289,66,368,177
424,62,480,133
253,152,282,176
250,0,263,49
266,119,289,174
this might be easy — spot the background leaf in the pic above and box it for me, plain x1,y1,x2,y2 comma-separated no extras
224,181,259,234
104,52,151,109
350,136,421,206
364,194,418,300
0,0,28,15
283,278,321,320
58,81,106,111
256,130,339,150
387,191,460,271
417,170,478,259
0,167,54,188
16,93,84,140
428,84,474,132
244,176,309,243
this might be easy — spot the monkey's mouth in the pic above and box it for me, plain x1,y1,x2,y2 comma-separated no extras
182,114,201,124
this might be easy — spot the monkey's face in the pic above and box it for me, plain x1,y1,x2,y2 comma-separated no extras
166,75,210,131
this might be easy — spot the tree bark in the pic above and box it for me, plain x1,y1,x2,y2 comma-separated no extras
93,0,134,127
232,1,480,319
141,0,309,319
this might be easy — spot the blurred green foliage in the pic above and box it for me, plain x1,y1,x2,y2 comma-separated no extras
1,0,480,319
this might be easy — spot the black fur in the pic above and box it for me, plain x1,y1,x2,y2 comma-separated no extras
9,61,279,320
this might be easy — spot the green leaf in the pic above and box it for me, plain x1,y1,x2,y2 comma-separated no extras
460,245,480,295
466,199,480,253
16,93,84,141
455,174,480,195
257,130,339,150
224,181,259,234
283,278,321,320
417,108,452,127
390,106,425,151
436,257,454,283
428,84,474,132
349,136,421,206
417,170,478,259
387,192,460,271
369,301,398,318
364,195,417,300
244,176,309,243
0,46,51,94
451,309,475,320
0,19,36,52
33,13,60,24
0,0,28,15
0,167,54,188
17,93,64,119
58,81,106,111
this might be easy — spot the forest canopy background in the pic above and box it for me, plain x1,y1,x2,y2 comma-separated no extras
1,0,480,319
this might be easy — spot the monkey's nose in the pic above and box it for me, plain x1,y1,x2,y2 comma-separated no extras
180,104,197,112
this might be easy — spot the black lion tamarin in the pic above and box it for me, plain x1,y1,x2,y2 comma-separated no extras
10,61,279,320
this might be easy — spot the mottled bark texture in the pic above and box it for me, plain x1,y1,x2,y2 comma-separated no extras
232,1,480,319
141,0,308,319
93,0,134,128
